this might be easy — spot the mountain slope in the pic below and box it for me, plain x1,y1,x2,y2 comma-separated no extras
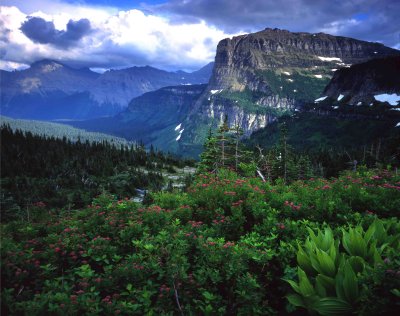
179,29,400,154
322,56,400,105
0,60,213,120
72,84,206,153
248,56,400,165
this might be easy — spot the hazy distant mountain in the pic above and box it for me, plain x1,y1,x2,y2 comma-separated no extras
72,84,206,154
0,60,213,120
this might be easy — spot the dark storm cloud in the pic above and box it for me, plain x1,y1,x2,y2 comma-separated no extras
155,0,400,48
20,17,92,48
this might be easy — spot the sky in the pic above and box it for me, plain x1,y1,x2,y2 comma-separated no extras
1,0,399,72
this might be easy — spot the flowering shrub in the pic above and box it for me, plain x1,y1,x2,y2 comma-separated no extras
1,168,399,314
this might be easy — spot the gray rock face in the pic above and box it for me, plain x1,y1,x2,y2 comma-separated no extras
208,28,399,93
322,56,400,104
191,28,400,139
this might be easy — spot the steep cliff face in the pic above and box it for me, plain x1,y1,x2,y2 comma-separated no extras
190,28,400,144
322,56,400,105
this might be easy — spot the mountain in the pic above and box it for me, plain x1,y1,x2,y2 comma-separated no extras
175,29,400,155
0,60,213,120
322,56,400,105
70,29,400,158
248,56,400,165
72,84,206,153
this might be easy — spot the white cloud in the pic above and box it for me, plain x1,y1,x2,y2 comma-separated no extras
0,3,235,71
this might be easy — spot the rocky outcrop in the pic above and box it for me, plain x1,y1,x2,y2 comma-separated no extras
322,56,400,104
190,28,400,143
206,28,399,95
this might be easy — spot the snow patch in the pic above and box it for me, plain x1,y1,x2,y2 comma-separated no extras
287,78,294,82
283,71,291,76
357,102,362,106
315,96,327,102
175,123,182,131
210,89,223,95
293,89,297,92
318,56,342,62
374,51,378,54
374,93,400,106
337,94,344,101
176,134,181,141
390,108,400,111
314,74,323,78
331,69,337,72
179,128,184,134
396,122,400,127
332,106,339,109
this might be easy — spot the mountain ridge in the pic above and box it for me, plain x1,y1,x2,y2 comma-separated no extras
0,60,214,120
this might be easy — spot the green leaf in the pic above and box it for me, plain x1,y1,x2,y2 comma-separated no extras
391,289,400,297
342,228,367,258
285,279,301,294
348,256,365,274
343,261,359,303
316,274,335,296
315,278,327,297
312,297,353,316
335,264,346,301
316,249,336,277
298,268,315,297
287,294,305,308
297,245,314,275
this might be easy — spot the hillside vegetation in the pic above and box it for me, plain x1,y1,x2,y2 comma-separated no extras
1,120,399,315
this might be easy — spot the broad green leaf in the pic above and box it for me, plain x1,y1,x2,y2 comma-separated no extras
312,297,353,316
343,261,359,303
364,221,376,244
287,294,305,308
285,279,301,294
298,268,315,297
348,256,365,274
315,278,327,297
297,246,314,275
316,249,336,277
342,229,367,258
391,289,400,297
316,274,335,296
335,265,346,301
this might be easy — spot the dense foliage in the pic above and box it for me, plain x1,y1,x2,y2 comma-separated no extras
1,126,194,221
1,168,399,315
249,103,400,178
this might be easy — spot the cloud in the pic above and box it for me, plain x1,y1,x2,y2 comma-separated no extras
1,0,398,72
20,17,92,48
155,0,400,48
0,4,235,71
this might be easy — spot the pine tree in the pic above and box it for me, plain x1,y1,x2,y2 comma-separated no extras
198,128,219,173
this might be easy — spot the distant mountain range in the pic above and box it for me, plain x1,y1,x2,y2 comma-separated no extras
0,60,213,120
